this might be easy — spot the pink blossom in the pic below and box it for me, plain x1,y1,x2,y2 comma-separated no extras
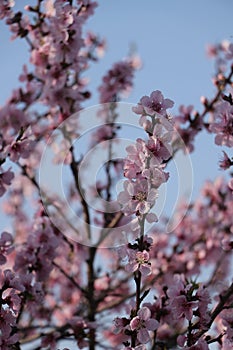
209,101,233,147
221,309,233,341
0,168,14,197
219,151,233,170
41,332,60,350
170,294,197,321
7,138,36,162
123,138,148,179
99,59,138,103
118,179,157,216
225,42,233,60
84,31,106,58
196,286,211,326
167,275,198,321
90,125,115,146
43,0,56,17
77,0,98,19
0,0,14,20
148,124,173,161
177,336,209,349
133,90,174,117
114,317,130,334
0,232,13,265
14,222,60,281
69,316,95,348
52,139,72,165
142,166,169,188
175,104,194,124
130,307,158,344
0,269,25,292
126,250,152,276
0,308,17,339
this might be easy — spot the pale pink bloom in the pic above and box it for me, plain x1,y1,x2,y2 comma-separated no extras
219,151,233,170
77,0,98,20
0,269,25,292
138,115,153,132
69,316,95,349
84,31,106,58
8,138,36,162
175,104,194,124
14,223,60,281
0,168,14,197
0,0,14,20
114,317,130,334
41,332,59,350
130,307,159,344
52,139,72,165
94,275,110,290
196,286,211,326
209,101,233,147
99,60,137,103
44,0,56,17
170,294,197,321
90,125,114,146
133,90,174,117
206,43,219,58
0,308,16,338
126,250,151,276
5,290,21,312
225,42,233,60
142,167,168,189
177,336,209,349
149,123,173,160
145,212,158,223
221,309,233,341
0,232,13,265
0,332,19,350
167,275,197,320
124,139,148,179
118,179,157,216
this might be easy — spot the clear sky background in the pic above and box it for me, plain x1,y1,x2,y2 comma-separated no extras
1,0,232,218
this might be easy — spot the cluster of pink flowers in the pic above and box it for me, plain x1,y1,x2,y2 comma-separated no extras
0,0,103,204
0,168,14,197
114,91,175,348
99,58,140,103
206,40,233,72
14,216,61,281
209,100,233,147
0,231,13,265
118,90,174,219
114,306,158,345
109,173,233,349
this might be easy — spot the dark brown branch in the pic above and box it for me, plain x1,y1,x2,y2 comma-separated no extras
70,146,91,240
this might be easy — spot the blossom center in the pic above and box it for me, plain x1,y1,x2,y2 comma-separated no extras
136,252,149,264
134,191,147,202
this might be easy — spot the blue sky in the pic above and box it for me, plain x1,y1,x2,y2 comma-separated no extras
0,0,233,219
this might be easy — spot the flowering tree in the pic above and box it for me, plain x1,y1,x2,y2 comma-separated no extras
0,1,233,350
